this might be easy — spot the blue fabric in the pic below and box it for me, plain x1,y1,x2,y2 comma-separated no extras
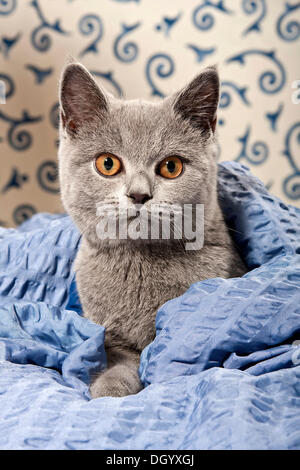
0,161,299,450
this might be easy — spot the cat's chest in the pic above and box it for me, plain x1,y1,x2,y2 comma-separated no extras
76,245,187,307
75,243,191,347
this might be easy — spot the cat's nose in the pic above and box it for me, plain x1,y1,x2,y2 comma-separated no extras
127,192,152,205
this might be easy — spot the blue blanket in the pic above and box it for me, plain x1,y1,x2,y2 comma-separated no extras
0,162,299,450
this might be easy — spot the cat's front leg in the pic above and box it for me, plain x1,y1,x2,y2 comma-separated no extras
90,346,143,398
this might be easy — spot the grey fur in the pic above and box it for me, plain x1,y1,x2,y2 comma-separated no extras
58,62,246,398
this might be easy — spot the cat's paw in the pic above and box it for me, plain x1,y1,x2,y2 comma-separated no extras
89,369,143,398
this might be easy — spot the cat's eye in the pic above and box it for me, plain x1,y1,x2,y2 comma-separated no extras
95,153,122,176
158,156,183,179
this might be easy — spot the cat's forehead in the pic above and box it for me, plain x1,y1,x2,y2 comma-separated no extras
111,99,167,132
104,98,199,161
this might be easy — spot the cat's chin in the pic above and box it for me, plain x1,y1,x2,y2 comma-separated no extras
99,237,186,248
84,233,192,253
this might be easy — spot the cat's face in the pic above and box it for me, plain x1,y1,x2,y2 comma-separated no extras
58,62,220,246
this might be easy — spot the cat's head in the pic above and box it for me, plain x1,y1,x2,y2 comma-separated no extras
58,61,220,247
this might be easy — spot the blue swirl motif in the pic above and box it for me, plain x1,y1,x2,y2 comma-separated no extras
0,109,43,151
0,73,15,100
226,49,286,94
37,161,59,194
219,81,251,108
186,45,216,63
276,2,300,42
1,168,29,193
265,180,273,191
265,103,284,132
235,125,269,165
282,122,300,200
192,0,233,32
78,14,103,57
49,102,59,129
13,204,37,226
25,65,53,84
242,0,267,35
113,22,141,63
155,13,182,37
91,71,123,97
0,0,16,15
0,33,22,58
145,53,175,98
30,0,70,52
49,102,60,147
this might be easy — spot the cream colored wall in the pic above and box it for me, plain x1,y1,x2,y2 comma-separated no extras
0,0,299,226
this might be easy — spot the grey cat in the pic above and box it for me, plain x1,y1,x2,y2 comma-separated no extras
58,61,246,398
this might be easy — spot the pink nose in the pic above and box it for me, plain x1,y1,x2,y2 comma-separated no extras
127,193,152,204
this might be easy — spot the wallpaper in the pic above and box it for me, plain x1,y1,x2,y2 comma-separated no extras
0,0,299,227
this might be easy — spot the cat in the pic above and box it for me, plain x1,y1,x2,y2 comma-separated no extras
58,61,246,398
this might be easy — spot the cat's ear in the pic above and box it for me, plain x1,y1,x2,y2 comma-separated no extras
59,62,108,136
172,66,219,133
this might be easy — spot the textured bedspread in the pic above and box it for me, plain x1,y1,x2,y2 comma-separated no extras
0,162,299,450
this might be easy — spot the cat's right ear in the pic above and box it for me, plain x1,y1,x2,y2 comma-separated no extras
59,62,108,136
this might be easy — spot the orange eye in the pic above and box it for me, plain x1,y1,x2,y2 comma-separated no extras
158,156,183,179
95,153,122,176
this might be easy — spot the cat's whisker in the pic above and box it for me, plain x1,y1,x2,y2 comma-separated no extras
226,226,244,236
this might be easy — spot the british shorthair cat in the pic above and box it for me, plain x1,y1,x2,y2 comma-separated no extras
58,61,246,398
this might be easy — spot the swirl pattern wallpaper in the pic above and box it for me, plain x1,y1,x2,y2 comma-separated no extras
0,0,299,226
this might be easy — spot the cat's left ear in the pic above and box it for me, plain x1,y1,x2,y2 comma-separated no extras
171,65,219,134
59,61,108,136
